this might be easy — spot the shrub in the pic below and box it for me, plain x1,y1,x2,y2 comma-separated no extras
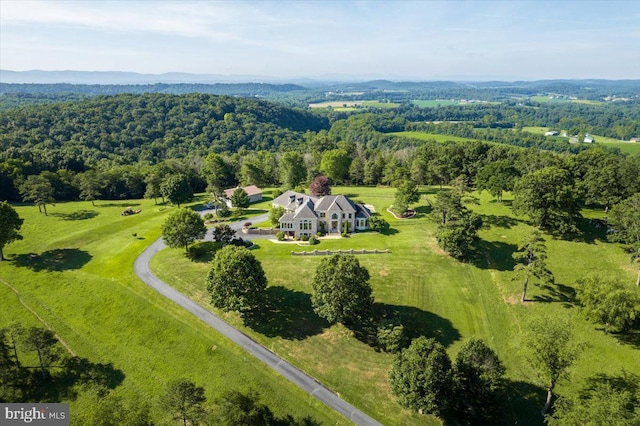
203,212,215,220
301,235,310,242
276,231,285,241
309,236,319,245
369,215,390,233
217,204,231,218
377,321,408,353
342,221,349,237
272,189,283,199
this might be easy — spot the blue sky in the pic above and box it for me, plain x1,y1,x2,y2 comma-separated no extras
1,0,639,80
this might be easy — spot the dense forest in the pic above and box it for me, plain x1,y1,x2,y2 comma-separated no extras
1,91,639,215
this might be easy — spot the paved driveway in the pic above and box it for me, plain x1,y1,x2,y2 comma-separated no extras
134,215,382,426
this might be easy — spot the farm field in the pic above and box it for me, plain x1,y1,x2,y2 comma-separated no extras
151,186,640,426
308,100,400,110
410,99,458,107
529,96,602,105
389,131,479,143
522,126,640,154
0,198,345,425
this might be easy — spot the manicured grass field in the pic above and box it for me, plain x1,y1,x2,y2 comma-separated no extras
522,126,640,154
0,199,344,424
151,186,640,425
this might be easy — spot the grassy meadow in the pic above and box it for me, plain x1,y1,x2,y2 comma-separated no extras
389,131,479,144
522,126,640,155
0,198,345,425
308,100,400,111
151,186,640,425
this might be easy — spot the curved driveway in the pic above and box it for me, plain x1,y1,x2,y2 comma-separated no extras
133,215,382,426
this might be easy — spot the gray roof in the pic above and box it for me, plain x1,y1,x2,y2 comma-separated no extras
355,204,371,219
315,195,356,213
293,200,318,219
279,212,295,223
272,191,318,210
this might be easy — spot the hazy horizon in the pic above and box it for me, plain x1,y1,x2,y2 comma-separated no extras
2,1,639,80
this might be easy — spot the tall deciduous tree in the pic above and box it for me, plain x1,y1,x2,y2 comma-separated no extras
608,193,640,286
513,166,582,235
523,316,583,415
320,149,351,184
0,202,23,261
19,174,55,215
434,190,463,225
311,255,373,326
309,175,332,197
269,206,285,227
279,151,307,190
230,187,250,209
453,338,506,422
513,231,554,302
394,180,420,214
475,160,518,203
206,245,267,312
161,208,206,253
161,174,194,208
576,275,640,333
78,171,102,206
547,379,640,426
202,153,234,193
389,337,452,416
162,379,207,426
433,192,482,261
214,389,274,426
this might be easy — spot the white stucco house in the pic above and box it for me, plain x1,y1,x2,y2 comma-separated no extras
272,190,371,238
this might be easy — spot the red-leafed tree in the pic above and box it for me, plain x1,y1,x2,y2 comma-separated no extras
310,175,332,197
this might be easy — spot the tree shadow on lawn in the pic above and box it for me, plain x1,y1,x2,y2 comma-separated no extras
502,380,546,426
571,217,609,244
97,202,141,208
50,210,99,221
480,214,522,230
24,357,125,402
413,204,432,218
243,286,328,340
187,241,223,263
581,371,640,395
532,282,577,307
470,239,518,271
372,302,461,348
11,249,92,272
610,330,640,348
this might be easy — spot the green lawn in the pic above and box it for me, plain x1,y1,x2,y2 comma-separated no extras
151,186,640,425
0,199,345,425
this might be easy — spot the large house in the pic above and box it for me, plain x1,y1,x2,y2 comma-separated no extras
272,191,371,238
223,185,263,207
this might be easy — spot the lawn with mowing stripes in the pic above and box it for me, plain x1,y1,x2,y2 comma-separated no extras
0,199,345,425
152,186,640,426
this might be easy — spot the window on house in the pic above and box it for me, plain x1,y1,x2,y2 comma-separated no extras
348,213,352,219
320,212,325,218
